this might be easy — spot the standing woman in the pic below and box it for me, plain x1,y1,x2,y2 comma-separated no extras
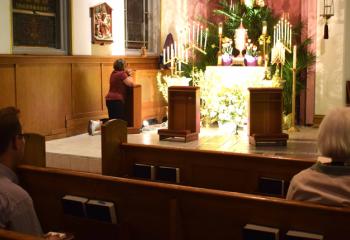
105,59,135,121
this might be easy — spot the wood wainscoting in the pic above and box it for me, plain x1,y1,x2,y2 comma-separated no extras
0,55,162,139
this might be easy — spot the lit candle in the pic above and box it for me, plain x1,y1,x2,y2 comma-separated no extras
167,46,170,62
274,26,276,46
262,25,267,35
218,22,223,35
289,25,292,48
197,23,200,45
285,19,288,45
281,19,284,44
204,28,208,50
163,48,166,64
293,45,297,69
170,44,174,59
193,22,195,43
200,26,203,48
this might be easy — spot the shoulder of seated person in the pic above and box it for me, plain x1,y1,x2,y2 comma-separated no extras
0,180,32,206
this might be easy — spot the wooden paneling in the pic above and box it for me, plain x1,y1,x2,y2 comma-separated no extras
0,65,16,108
16,63,71,135
0,55,159,137
72,63,102,115
102,63,113,112
134,69,167,122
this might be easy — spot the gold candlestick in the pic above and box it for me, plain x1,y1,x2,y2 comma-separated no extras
288,66,299,132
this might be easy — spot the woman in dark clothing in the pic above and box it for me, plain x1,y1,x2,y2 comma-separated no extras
105,59,135,120
88,59,134,135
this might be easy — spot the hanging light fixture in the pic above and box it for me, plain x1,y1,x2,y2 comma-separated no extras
320,0,334,39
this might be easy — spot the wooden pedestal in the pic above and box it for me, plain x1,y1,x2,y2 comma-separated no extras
248,88,288,146
158,86,200,142
125,85,142,134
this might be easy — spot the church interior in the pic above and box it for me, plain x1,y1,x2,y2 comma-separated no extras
0,0,350,239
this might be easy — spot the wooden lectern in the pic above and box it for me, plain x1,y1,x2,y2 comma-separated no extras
158,86,200,142
125,84,142,134
248,88,288,146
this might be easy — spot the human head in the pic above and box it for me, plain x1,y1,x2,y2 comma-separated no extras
0,107,25,168
113,59,125,71
317,107,350,162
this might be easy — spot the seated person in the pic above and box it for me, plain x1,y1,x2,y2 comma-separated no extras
0,107,42,236
286,107,350,207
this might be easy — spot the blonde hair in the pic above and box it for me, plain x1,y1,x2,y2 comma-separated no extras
317,107,350,161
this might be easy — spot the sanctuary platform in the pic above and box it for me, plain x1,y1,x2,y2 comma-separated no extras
46,126,319,174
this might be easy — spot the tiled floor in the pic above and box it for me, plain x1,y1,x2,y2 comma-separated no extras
46,126,319,174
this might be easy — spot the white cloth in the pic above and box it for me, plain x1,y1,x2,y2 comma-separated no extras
287,159,350,207
0,163,42,236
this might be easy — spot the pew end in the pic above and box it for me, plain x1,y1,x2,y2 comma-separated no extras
22,133,46,167
101,119,127,176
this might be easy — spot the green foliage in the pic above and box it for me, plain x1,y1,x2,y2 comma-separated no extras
185,0,316,115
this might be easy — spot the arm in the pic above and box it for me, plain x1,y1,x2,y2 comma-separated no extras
123,76,135,87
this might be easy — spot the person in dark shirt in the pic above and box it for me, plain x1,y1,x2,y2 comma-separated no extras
88,59,135,135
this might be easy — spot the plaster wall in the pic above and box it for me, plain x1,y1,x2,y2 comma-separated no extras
315,0,347,115
0,0,12,54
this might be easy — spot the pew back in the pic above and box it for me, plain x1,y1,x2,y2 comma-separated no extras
101,120,315,195
18,165,350,240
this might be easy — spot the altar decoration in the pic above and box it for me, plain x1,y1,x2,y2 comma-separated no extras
234,19,248,63
162,21,208,76
192,66,274,128
90,3,113,44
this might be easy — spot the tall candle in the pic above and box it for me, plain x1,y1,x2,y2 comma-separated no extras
174,41,177,59
274,26,276,46
193,22,195,43
285,20,288,45
218,23,223,35
293,45,297,69
167,46,170,62
163,48,166,64
281,19,284,43
289,26,292,48
204,28,208,50
170,44,174,59
197,23,200,45
200,26,203,48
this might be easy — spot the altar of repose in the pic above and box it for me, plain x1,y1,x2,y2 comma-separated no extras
201,66,275,128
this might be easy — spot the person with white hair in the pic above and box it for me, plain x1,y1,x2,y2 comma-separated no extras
286,107,350,207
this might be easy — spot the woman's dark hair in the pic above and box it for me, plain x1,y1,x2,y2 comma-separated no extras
0,107,22,156
113,59,125,71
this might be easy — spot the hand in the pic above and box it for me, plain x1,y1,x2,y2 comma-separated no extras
126,69,132,76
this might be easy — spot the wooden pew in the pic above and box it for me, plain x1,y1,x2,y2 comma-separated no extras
18,164,350,240
0,229,44,240
102,120,315,196
22,133,46,167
